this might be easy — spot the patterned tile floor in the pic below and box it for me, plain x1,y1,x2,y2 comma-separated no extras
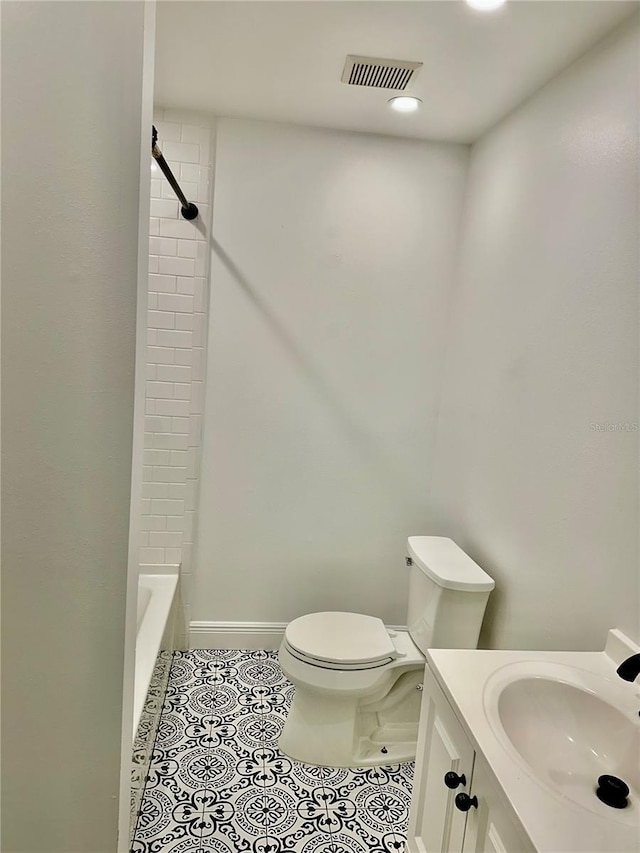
131,650,414,853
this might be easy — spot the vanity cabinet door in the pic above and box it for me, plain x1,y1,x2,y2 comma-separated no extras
462,757,535,853
407,667,476,853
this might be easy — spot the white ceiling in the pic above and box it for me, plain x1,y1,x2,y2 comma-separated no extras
154,1,637,143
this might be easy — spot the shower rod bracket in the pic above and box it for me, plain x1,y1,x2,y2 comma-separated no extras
152,125,199,221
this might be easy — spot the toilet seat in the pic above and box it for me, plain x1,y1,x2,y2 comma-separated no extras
284,611,398,671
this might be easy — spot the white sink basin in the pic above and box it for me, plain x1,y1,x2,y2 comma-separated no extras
484,661,640,822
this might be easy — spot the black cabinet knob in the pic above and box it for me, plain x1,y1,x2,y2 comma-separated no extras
455,792,478,812
444,771,467,789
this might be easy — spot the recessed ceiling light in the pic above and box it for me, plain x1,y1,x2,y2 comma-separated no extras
465,0,507,10
388,96,422,113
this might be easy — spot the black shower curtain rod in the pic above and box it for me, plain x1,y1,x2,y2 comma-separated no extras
151,126,199,221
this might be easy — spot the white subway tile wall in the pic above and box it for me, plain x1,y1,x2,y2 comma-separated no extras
141,110,214,643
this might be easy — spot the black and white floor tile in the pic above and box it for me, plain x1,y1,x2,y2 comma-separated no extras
131,650,413,853
132,651,174,831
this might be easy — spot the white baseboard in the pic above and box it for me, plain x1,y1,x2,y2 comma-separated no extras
188,620,407,651
189,621,287,650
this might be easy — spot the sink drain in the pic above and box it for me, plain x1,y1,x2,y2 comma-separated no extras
596,775,629,809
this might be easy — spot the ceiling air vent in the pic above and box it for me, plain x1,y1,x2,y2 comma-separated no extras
341,55,422,91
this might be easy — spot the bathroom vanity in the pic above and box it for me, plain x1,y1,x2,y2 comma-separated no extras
406,631,640,853
408,660,535,853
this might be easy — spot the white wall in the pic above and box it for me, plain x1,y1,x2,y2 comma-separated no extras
194,119,468,627
1,3,146,850
431,18,639,651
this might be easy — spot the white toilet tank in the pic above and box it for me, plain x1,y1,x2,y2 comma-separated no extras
406,536,494,654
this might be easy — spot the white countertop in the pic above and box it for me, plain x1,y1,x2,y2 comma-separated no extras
426,631,640,853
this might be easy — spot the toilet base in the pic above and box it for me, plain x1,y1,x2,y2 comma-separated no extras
279,668,423,768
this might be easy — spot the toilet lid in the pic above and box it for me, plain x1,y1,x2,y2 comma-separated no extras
285,612,397,665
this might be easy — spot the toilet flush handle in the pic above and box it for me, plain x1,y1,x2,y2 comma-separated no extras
405,557,413,566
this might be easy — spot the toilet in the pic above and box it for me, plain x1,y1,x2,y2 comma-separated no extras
278,536,494,768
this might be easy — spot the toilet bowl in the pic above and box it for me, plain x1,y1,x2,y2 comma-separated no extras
278,536,495,768
279,613,425,767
